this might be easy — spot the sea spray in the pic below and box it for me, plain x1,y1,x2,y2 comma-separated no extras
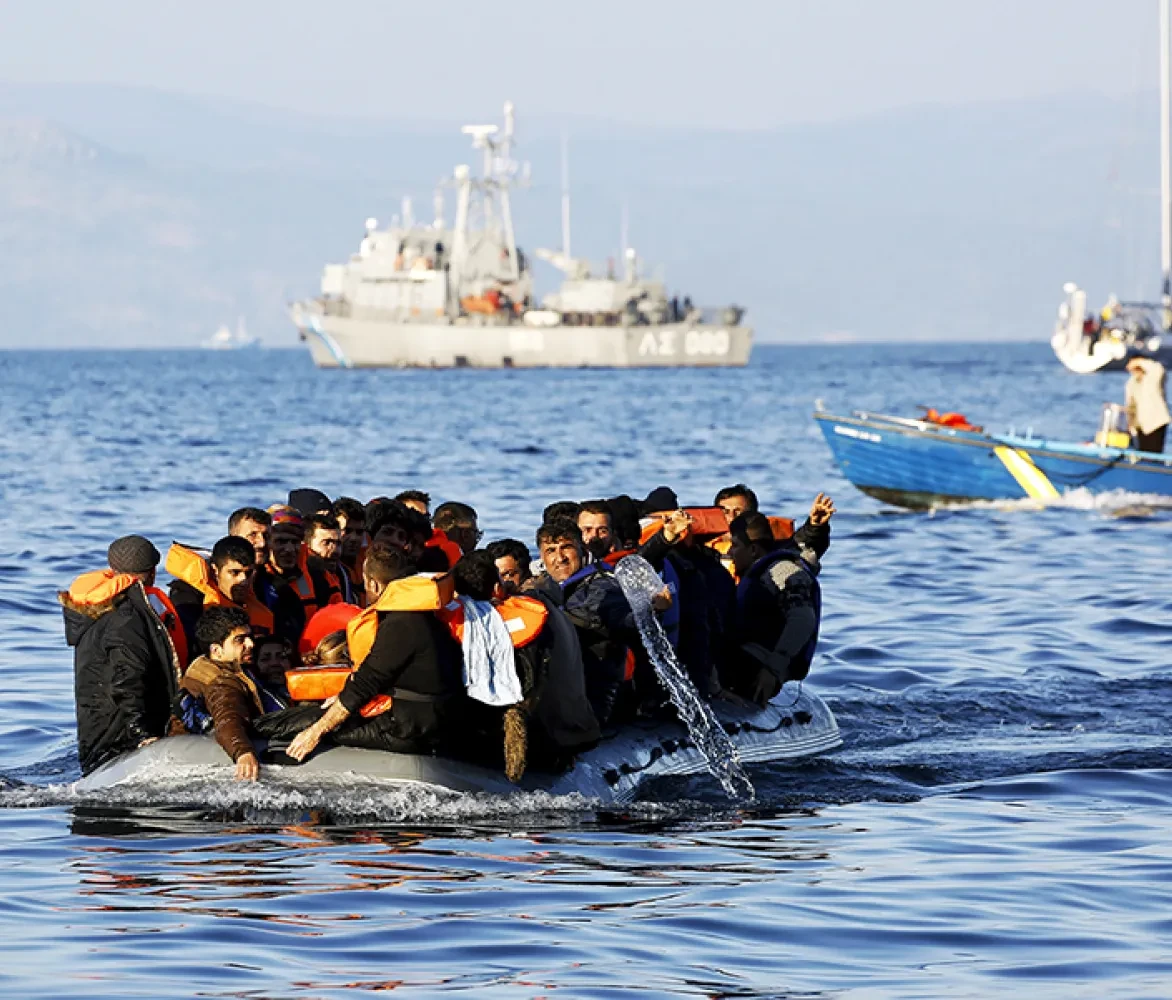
613,554,755,802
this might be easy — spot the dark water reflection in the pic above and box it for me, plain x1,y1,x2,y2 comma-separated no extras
2,345,1172,996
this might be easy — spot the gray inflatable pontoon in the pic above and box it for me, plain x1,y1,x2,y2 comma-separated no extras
77,685,840,804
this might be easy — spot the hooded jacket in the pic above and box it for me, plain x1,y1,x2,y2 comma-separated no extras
734,541,822,686
60,571,180,775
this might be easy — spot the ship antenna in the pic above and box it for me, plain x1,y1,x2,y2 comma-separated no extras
1161,0,1171,325
620,199,629,280
561,128,572,260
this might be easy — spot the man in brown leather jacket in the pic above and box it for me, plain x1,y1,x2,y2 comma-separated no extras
175,606,269,780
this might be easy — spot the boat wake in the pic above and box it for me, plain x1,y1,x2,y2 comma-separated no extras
0,768,622,825
924,487,1172,516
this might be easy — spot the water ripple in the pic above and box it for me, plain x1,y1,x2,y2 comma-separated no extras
2,344,1172,997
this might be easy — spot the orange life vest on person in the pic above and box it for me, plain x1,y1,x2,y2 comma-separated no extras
145,585,188,671
707,516,795,581
67,569,138,607
435,594,548,648
286,573,457,718
346,573,456,668
65,571,184,678
426,529,463,570
768,516,794,540
299,602,363,656
272,546,342,624
165,542,274,634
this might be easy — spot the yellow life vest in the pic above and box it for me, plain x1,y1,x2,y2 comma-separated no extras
165,542,274,634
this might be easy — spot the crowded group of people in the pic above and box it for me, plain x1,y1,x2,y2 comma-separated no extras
60,483,835,783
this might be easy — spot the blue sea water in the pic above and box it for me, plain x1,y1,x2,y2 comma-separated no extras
2,342,1172,998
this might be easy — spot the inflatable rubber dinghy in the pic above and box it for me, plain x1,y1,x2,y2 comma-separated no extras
77,685,841,805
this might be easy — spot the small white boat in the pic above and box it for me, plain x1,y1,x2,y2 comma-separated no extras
1053,0,1172,374
203,318,260,351
77,686,841,805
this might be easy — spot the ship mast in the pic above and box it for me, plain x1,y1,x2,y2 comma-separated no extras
499,101,520,282
1162,0,1171,323
561,130,572,260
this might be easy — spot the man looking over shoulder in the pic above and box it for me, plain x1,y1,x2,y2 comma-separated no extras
726,511,822,706
60,535,180,775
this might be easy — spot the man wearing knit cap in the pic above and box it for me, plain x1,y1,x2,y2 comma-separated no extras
59,535,180,775
288,488,332,518
107,535,161,578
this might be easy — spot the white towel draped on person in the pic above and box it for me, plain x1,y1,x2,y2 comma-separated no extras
459,596,523,706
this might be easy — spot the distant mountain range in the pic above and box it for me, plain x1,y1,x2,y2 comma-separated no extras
0,81,1161,347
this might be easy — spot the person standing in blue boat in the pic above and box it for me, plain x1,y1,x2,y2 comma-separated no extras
1125,358,1170,453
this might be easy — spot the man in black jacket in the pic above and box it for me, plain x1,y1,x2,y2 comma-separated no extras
285,544,468,761
59,535,180,775
727,512,822,705
534,519,646,727
488,538,601,758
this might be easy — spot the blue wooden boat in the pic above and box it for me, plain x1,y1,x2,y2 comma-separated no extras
814,409,1172,509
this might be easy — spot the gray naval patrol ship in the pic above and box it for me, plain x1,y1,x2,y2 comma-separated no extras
290,103,752,368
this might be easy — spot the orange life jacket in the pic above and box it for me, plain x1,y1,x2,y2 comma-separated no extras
288,573,456,718
346,573,456,667
145,585,188,671
65,571,185,678
769,516,794,540
67,569,138,607
642,507,782,547
299,602,364,657
426,529,463,570
922,408,983,432
165,542,274,634
285,664,355,703
436,594,548,648
272,546,342,624
706,516,795,582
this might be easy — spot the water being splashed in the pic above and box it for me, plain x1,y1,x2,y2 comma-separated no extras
613,554,755,802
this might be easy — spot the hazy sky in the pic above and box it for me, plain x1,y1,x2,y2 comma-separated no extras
0,0,1159,127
